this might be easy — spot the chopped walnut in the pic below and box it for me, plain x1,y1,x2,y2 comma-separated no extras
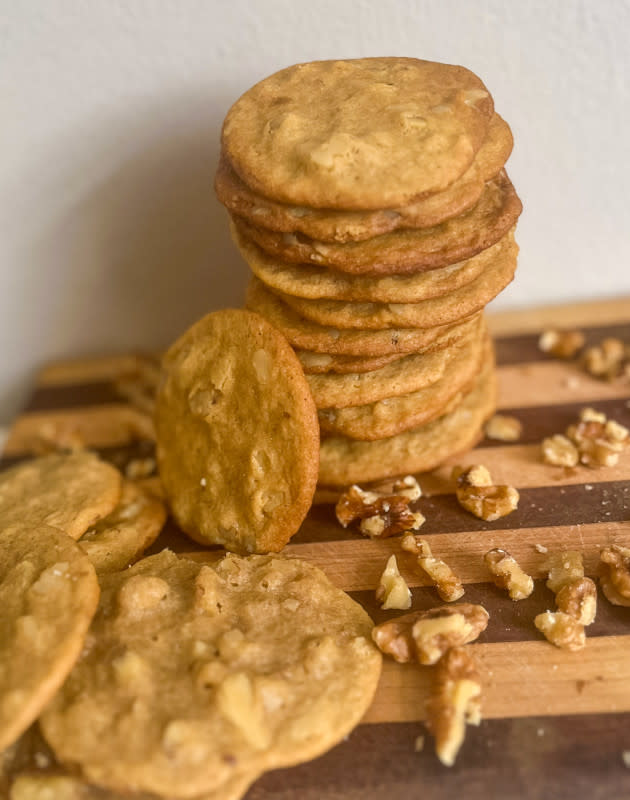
425,646,482,767
484,548,534,600
376,554,412,611
534,611,586,651
372,604,488,665
581,337,626,381
125,456,157,480
401,535,464,602
453,465,519,521
555,577,597,625
545,550,585,593
484,414,522,442
566,408,630,467
541,434,579,467
600,545,630,606
538,329,585,359
335,483,425,538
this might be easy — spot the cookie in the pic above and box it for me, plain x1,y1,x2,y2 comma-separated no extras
297,349,408,375
0,453,122,540
246,278,482,356
276,236,517,329
306,317,484,408
40,550,382,798
235,223,515,304
78,480,167,573
0,525,99,751
222,58,493,209
319,331,488,439
155,309,319,554
217,114,512,241
318,357,497,486
232,171,522,274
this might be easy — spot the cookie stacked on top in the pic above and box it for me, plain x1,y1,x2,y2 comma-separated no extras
216,58,522,488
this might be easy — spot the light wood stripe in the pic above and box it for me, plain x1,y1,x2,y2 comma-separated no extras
36,354,158,387
420,443,630,495
2,404,154,456
364,635,630,723
186,520,630,592
487,297,630,336
497,361,630,409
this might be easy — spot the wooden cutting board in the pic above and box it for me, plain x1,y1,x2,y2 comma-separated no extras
2,297,630,800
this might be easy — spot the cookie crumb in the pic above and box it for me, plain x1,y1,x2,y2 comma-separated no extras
535,543,548,554
200,477,207,487
414,735,425,752
622,751,630,768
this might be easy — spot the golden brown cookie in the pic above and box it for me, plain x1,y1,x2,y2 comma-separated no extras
319,331,488,439
246,278,482,356
0,525,100,751
78,480,167,573
233,171,521,275
275,236,517,329
0,453,122,541
40,551,382,798
155,309,319,554
222,58,494,209
318,357,497,486
217,114,512,241
235,223,515,303
307,317,484,409
297,348,408,375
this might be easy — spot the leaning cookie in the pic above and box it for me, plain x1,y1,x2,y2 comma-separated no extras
0,525,100,751
40,551,382,799
155,309,319,554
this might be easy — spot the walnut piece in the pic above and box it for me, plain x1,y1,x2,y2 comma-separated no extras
484,414,522,442
541,434,579,467
425,647,482,767
581,337,626,381
372,604,488,665
534,611,586,651
376,554,412,611
538,329,585,359
600,545,630,606
555,577,597,625
566,408,630,467
453,465,519,521
335,481,425,538
545,550,585,594
215,671,270,750
484,548,534,600
401,535,464,602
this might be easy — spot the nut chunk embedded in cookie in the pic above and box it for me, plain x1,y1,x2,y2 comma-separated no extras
401,535,464,602
335,477,424,539
372,604,488,665
484,548,533,600
425,647,482,767
453,464,519,521
155,309,320,554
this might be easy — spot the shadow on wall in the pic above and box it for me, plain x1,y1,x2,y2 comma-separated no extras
13,88,248,398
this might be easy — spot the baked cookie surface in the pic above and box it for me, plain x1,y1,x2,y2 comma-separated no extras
0,525,99,751
222,58,494,209
40,550,382,798
155,309,319,553
217,113,512,241
0,453,122,540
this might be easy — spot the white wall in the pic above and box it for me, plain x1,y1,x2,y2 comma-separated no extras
1,0,629,422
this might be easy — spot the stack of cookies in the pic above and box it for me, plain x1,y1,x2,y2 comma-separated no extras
215,58,523,488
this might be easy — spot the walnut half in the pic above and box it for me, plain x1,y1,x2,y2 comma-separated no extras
335,480,425,538
425,647,482,767
371,604,489,665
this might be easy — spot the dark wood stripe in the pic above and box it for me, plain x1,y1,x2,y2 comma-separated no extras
495,321,630,366
23,381,124,411
247,714,630,800
349,581,629,642
483,396,630,446
292,481,630,542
